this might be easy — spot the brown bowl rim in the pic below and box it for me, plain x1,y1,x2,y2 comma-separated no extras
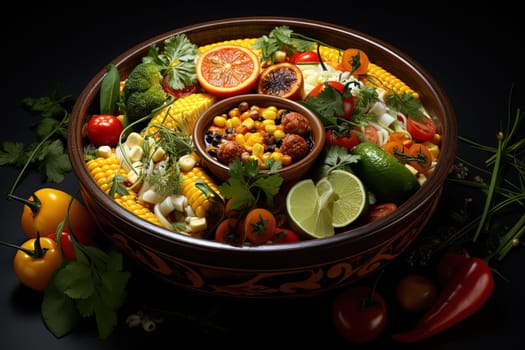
68,16,458,254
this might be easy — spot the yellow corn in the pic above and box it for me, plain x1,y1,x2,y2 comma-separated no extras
198,38,259,54
363,63,419,99
180,166,223,218
144,93,217,137
85,156,163,227
315,44,419,99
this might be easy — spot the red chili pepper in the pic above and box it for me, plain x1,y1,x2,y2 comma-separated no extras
391,256,494,343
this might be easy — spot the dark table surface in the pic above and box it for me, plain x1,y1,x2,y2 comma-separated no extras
2,5,524,349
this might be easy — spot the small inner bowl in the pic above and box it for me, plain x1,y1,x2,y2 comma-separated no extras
193,94,326,184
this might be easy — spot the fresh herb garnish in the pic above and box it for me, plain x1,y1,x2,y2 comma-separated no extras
143,33,199,91
0,91,74,194
385,92,424,119
219,158,283,210
405,98,524,268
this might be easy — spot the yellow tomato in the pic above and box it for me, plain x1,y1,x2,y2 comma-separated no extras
13,236,62,291
19,187,97,239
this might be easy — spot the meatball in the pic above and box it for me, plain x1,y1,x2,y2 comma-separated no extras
280,134,309,160
281,111,311,136
217,141,244,165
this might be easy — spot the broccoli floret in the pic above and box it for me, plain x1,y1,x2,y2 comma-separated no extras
121,62,168,123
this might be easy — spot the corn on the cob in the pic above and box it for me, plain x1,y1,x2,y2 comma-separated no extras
86,156,163,227
199,38,259,54
180,166,223,219
315,44,419,99
144,93,217,137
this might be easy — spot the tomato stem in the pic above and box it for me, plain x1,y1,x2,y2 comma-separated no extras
0,232,48,258
6,192,42,215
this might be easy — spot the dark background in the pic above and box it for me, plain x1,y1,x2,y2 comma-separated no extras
2,4,524,349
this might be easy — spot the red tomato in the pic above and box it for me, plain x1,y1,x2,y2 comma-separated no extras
272,227,301,244
407,116,436,142
325,129,360,150
47,230,96,261
215,218,245,245
288,51,320,64
162,75,199,98
307,81,345,97
363,203,397,223
332,285,388,343
87,114,123,146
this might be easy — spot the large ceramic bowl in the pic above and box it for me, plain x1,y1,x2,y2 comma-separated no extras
67,17,457,299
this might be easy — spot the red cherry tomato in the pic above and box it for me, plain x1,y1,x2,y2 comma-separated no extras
407,116,436,142
272,227,301,244
87,114,123,147
288,51,320,64
307,81,345,97
162,75,199,98
47,230,97,261
325,129,360,150
332,285,388,343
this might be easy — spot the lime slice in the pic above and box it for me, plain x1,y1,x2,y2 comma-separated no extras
316,177,337,211
286,179,335,239
326,169,368,228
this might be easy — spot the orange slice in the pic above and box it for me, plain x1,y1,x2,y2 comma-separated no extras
196,44,261,98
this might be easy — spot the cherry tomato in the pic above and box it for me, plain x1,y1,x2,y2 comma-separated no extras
244,208,277,245
215,218,245,245
272,227,301,244
288,51,320,64
11,236,62,291
47,230,96,261
363,203,397,223
332,285,388,343
87,114,123,146
406,116,436,142
162,75,199,98
307,81,345,97
325,129,360,150
406,143,433,174
396,274,438,313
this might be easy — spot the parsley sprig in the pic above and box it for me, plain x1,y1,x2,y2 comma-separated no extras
0,91,74,195
219,158,283,210
143,33,199,90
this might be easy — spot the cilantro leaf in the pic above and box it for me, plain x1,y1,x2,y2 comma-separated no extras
42,280,81,338
253,25,315,63
219,158,283,210
385,92,424,118
38,139,72,183
144,33,198,90
0,142,26,167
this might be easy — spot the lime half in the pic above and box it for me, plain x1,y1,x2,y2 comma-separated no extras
326,169,368,227
286,179,335,239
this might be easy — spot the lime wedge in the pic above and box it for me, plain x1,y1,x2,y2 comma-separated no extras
286,179,335,239
326,169,368,228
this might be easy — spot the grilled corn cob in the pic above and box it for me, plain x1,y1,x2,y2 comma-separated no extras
86,156,163,227
180,166,223,219
144,93,217,137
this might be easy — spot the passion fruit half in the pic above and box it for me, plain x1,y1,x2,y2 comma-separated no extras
257,62,304,100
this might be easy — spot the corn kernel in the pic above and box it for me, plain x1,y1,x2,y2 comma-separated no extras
274,129,285,139
230,116,242,128
265,124,277,133
235,133,246,144
242,117,255,130
252,143,264,157
262,108,277,120
270,152,283,162
213,115,227,127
